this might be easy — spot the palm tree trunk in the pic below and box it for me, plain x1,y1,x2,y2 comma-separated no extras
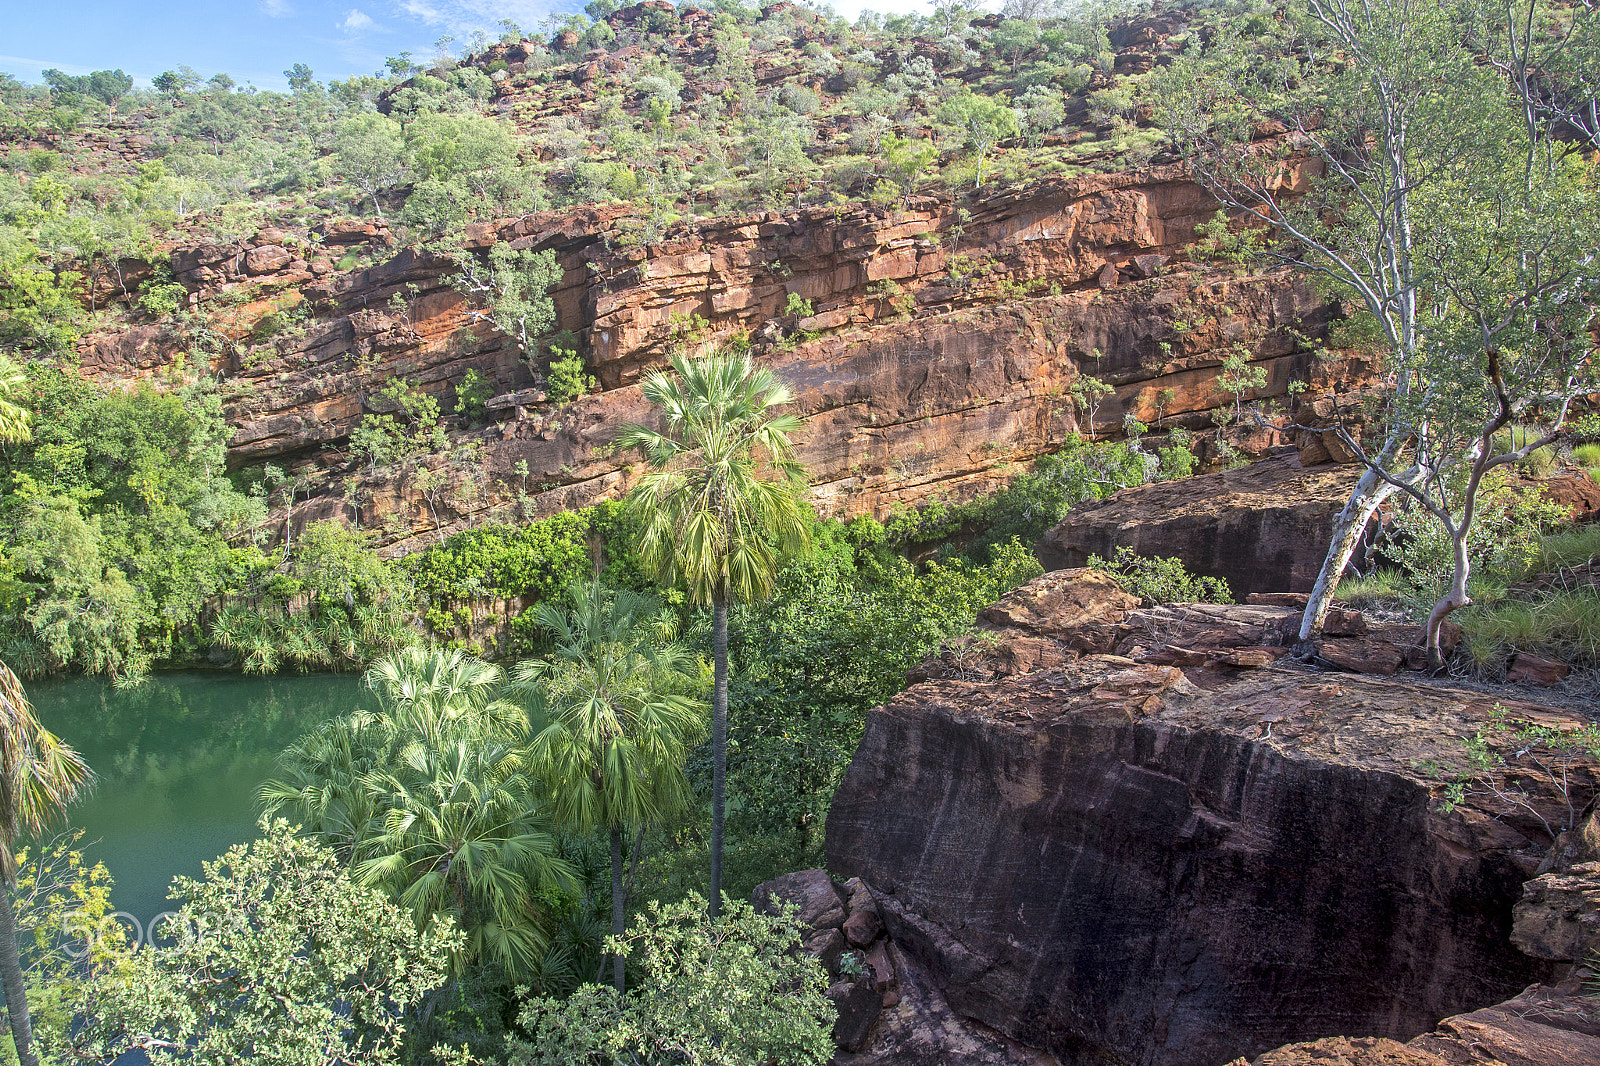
610,826,625,994
0,883,38,1066
710,599,728,919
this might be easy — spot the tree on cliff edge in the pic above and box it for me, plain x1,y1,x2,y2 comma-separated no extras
1155,0,1600,661
618,351,810,916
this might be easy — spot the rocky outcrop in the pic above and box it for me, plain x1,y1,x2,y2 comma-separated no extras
1512,800,1600,965
1238,978,1600,1066
825,570,1598,1066
753,869,1048,1065
1034,451,1364,597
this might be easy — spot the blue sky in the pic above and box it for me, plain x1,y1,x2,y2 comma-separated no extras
2,0,936,93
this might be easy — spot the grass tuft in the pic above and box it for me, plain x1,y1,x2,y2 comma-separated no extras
1459,590,1600,671
1532,523,1600,574
1336,568,1405,609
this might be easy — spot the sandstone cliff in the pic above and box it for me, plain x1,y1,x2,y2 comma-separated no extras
823,570,1598,1066
78,167,1358,555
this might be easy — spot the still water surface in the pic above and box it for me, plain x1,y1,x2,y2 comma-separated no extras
33,671,367,925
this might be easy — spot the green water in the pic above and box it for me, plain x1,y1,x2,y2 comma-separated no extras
32,671,367,926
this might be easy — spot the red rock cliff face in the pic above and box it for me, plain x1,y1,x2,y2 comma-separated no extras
825,571,1594,1066
79,167,1358,554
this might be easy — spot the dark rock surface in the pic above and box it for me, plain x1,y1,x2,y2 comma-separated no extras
1239,978,1600,1066
825,570,1597,1066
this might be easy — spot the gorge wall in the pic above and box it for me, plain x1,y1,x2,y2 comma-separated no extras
823,570,1596,1066
79,164,1361,555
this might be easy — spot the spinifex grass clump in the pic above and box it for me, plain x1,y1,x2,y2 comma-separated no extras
1460,592,1600,674
1334,568,1405,611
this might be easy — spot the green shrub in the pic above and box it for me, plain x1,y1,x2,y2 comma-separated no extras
1533,523,1600,573
1572,442,1600,478
454,367,493,419
408,500,643,639
137,281,188,317
1087,545,1233,603
872,435,1153,563
547,352,595,404
511,895,832,1066
1336,568,1405,610
783,292,814,319
1459,591,1600,672
1157,428,1197,480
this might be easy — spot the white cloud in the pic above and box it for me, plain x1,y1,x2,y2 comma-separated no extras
343,8,376,30
260,0,295,16
390,1,558,33
0,55,102,85
399,0,444,23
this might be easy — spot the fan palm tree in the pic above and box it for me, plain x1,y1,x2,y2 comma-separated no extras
355,736,572,978
363,645,521,740
0,662,90,1066
262,648,569,980
0,355,32,446
259,709,387,860
513,580,707,990
617,350,810,915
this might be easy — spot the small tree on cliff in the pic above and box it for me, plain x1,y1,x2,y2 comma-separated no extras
617,350,810,917
1155,0,1600,660
451,244,561,359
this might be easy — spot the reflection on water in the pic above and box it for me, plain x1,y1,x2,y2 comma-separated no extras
32,671,367,924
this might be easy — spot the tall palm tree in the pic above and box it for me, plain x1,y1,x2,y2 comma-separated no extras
0,355,33,446
513,580,707,990
617,350,810,915
0,663,90,1066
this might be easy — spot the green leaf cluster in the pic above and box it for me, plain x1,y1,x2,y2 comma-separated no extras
510,894,832,1066
1087,545,1233,605
70,820,460,1066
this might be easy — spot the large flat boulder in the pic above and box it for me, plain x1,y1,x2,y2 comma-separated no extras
1035,452,1363,597
826,571,1597,1066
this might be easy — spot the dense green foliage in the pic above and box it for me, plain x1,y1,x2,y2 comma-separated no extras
407,500,643,636
69,821,460,1066
510,895,832,1066
261,648,574,982
872,432,1160,561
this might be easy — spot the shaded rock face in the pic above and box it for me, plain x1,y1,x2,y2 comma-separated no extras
1035,451,1363,597
752,869,1048,1064
825,571,1597,1066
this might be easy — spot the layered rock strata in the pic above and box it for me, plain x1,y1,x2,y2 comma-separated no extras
824,570,1598,1066
77,168,1360,553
